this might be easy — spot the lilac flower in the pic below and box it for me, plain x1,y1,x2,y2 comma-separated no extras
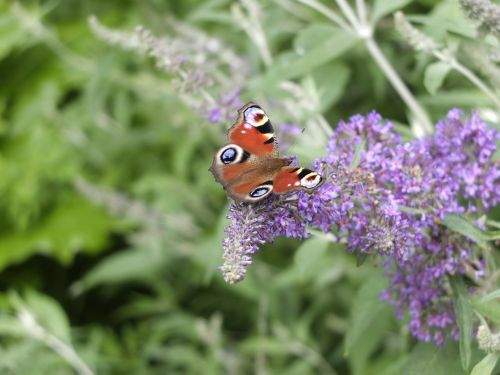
460,0,500,38
219,109,500,345
204,88,243,124
220,197,307,284
207,108,223,123
89,17,249,125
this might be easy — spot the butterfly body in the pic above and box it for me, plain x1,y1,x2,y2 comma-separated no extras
210,103,323,202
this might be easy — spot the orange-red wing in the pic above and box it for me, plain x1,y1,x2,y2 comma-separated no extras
229,172,274,202
215,158,289,202
273,167,324,194
228,102,278,158
272,166,302,193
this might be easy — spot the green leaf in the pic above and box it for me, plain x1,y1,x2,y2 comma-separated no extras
345,273,392,375
371,0,413,23
486,220,500,230
73,249,166,294
312,62,351,112
450,277,474,372
419,90,491,108
424,62,451,95
471,353,500,375
472,292,500,323
403,342,464,375
356,251,368,267
163,345,213,373
365,355,409,375
196,204,230,285
422,0,477,40
294,24,335,52
0,3,32,60
487,230,500,240
474,301,500,323
0,317,24,337
249,27,357,92
442,214,490,250
0,196,115,270
0,80,77,230
293,236,330,282
19,290,71,343
494,149,500,161
477,290,500,304
241,337,292,356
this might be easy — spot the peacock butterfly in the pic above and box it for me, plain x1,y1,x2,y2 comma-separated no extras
209,102,324,202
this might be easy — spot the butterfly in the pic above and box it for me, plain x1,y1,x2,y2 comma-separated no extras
209,102,324,202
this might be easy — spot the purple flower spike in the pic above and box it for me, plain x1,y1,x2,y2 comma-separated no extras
204,88,243,124
218,109,500,345
220,197,308,284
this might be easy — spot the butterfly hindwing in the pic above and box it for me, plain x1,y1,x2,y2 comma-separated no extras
210,148,290,202
227,164,324,202
228,103,278,158
272,166,324,194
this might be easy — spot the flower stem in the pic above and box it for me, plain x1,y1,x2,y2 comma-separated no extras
364,37,433,135
297,0,352,31
334,0,362,29
355,0,368,25
297,0,433,135
450,59,500,110
316,114,334,137
18,309,94,375
233,0,273,67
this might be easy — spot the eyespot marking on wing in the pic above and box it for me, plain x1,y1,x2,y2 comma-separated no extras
220,147,237,164
228,103,278,158
250,187,270,197
244,106,267,126
247,182,273,201
300,170,323,189
244,106,274,134
215,144,249,166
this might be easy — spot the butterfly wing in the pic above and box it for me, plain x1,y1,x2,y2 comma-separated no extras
210,102,280,202
228,103,278,158
272,166,324,194
229,165,324,201
210,152,322,202
210,147,290,202
209,143,254,198
210,102,323,202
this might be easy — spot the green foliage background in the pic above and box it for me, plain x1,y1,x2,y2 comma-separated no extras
0,0,499,374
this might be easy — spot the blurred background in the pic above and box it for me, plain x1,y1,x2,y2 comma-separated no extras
0,0,498,374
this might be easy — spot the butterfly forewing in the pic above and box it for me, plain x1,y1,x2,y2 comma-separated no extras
228,103,279,158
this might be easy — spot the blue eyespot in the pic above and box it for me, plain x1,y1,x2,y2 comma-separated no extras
221,148,237,164
250,186,271,198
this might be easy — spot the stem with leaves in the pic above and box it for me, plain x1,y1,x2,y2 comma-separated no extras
395,11,500,111
232,0,273,67
297,0,434,135
18,309,94,375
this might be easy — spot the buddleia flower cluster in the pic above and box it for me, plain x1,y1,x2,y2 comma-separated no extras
88,16,248,124
220,109,500,345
